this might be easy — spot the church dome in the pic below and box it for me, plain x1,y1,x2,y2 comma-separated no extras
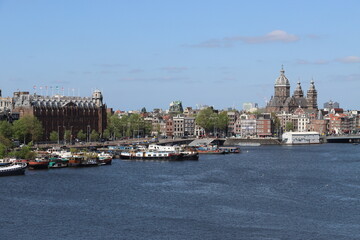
275,66,290,86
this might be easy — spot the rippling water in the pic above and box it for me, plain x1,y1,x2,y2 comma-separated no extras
2,144,360,240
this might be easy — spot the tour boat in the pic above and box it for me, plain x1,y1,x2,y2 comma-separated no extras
148,144,199,160
0,163,27,176
120,151,184,161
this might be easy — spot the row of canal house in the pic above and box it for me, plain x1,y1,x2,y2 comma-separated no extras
139,106,360,138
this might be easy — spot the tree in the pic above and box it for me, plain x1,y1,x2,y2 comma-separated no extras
141,107,147,113
64,130,71,143
8,145,36,160
195,107,215,135
0,121,13,138
77,130,86,141
0,143,7,159
271,113,281,136
49,131,58,142
12,116,43,143
102,129,110,140
107,114,122,139
90,130,99,141
285,121,294,132
215,111,229,135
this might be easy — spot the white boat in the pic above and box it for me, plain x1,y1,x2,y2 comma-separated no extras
0,163,27,176
97,152,113,165
120,151,184,161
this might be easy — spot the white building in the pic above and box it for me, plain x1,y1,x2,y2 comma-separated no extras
282,131,320,144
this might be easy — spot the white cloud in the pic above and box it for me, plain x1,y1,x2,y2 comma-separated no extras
296,59,330,65
227,30,299,44
336,56,360,63
161,67,188,73
119,76,187,82
185,30,299,48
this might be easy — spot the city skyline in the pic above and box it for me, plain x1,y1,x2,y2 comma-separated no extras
1,0,359,111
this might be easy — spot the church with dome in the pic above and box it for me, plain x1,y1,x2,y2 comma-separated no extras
266,66,318,113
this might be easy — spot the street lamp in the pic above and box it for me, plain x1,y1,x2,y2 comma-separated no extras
87,125,90,143
63,125,66,144
58,125,60,145
70,126,73,145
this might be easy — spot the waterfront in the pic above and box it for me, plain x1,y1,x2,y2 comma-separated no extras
2,144,360,240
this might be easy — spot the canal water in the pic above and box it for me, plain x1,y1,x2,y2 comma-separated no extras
1,143,360,240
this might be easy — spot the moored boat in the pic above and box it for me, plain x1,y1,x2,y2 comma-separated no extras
48,157,69,168
196,145,225,154
28,158,49,169
120,151,184,161
219,146,241,153
97,152,113,165
148,144,199,161
68,155,82,167
0,163,27,176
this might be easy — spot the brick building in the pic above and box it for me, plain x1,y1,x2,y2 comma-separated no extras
12,90,107,141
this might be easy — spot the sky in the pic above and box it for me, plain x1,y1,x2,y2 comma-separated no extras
1,0,360,111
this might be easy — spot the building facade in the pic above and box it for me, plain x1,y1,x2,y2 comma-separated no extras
12,90,107,141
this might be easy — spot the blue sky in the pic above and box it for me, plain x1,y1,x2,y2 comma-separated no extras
1,0,359,111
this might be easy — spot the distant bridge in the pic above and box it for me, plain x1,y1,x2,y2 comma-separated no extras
325,135,360,143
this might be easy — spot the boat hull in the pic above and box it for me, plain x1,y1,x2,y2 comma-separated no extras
0,164,26,177
181,153,199,160
98,158,112,165
28,162,49,169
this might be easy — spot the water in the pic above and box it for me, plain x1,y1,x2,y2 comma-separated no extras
2,144,360,240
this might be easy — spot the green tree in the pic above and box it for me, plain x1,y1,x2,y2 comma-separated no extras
64,130,71,143
108,114,122,139
0,135,12,158
49,131,58,142
215,111,229,135
196,107,215,135
9,145,36,160
0,121,13,139
90,130,99,141
102,129,111,140
285,122,294,132
12,116,43,143
0,143,7,158
271,113,281,136
77,130,86,141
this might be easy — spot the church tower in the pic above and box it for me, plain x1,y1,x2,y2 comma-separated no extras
92,89,103,107
274,66,290,103
293,81,304,98
307,80,318,110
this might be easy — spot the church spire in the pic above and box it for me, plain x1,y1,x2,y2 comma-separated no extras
307,79,318,110
294,81,304,98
